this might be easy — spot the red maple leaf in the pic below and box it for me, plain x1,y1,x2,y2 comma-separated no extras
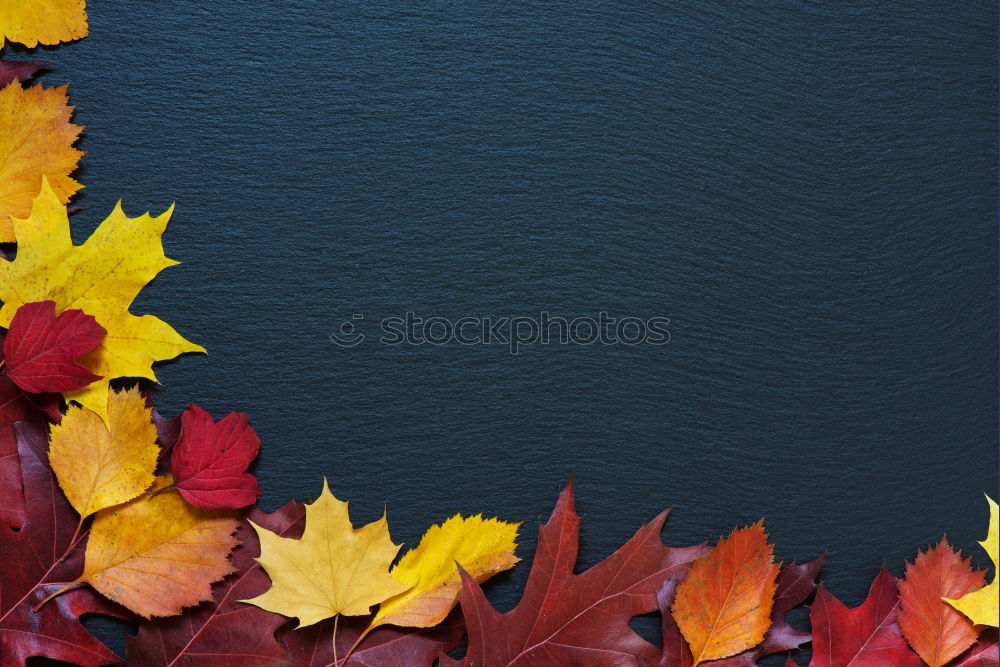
443,480,709,666
275,610,466,667
0,60,50,86
0,417,131,665
3,300,104,394
126,503,304,666
806,566,922,667
169,404,261,509
653,558,823,667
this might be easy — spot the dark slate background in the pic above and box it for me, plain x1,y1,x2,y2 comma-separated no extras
12,1,998,663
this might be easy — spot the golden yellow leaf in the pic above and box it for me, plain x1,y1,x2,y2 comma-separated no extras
48,386,158,519
76,476,238,618
944,495,999,627
0,0,87,48
0,179,206,421
0,83,83,241
371,514,520,629
241,478,409,627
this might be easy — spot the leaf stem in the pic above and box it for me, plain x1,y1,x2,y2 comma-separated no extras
340,623,372,666
32,580,82,612
32,517,86,613
332,614,340,667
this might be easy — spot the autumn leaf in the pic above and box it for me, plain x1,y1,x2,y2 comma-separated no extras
0,416,131,665
127,502,305,666
0,59,51,86
0,0,88,48
170,403,261,509
443,480,709,666
277,610,467,667
0,328,62,528
49,386,158,519
56,475,240,618
242,478,409,627
0,178,206,420
652,558,822,667
0,83,83,241
808,566,923,667
671,521,780,665
898,536,985,666
4,300,104,393
951,628,999,667
370,513,520,630
945,495,1000,628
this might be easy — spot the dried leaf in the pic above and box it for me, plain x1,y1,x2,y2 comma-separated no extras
4,300,104,393
808,567,922,666
945,496,999,628
652,558,822,667
671,521,780,665
0,0,87,47
0,178,206,420
0,84,83,241
899,537,985,666
371,513,520,630
126,503,305,666
0,60,51,86
75,475,239,618
242,478,409,627
444,480,709,665
0,417,131,665
170,404,261,509
48,386,158,518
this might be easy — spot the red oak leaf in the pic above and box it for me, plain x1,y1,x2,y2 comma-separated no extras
170,403,261,509
126,502,304,666
443,480,709,666
0,330,61,528
4,300,104,393
951,629,999,667
807,566,922,667
898,537,985,667
0,417,132,665
653,558,823,667
0,59,50,86
275,610,466,667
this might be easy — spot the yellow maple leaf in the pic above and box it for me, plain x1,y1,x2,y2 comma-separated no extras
0,179,206,421
944,495,999,627
48,386,158,519
0,0,88,48
59,476,239,618
0,83,83,242
371,514,520,630
242,478,410,628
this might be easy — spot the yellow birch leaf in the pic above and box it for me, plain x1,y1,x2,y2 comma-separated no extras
371,514,520,629
48,386,158,518
0,179,206,422
0,83,83,241
944,495,999,627
0,0,87,48
76,476,239,618
241,478,409,628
